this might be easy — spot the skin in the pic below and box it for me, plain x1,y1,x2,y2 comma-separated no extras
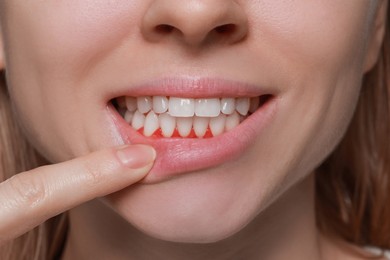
0,0,388,259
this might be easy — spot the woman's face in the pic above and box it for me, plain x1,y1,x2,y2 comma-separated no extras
0,1,385,242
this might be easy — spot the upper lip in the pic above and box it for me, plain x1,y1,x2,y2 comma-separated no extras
107,77,276,101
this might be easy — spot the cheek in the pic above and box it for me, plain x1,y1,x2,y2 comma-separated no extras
2,1,148,160
242,1,373,187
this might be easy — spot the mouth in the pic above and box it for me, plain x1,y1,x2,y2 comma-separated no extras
112,95,271,138
107,78,278,183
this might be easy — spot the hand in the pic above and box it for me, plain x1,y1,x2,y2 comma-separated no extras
0,144,155,245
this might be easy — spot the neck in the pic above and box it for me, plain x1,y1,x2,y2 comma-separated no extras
62,175,323,260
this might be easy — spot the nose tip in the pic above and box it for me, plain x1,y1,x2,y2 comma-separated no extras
141,0,248,47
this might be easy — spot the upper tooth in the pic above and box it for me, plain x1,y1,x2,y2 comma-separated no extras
193,117,209,137
144,111,159,137
159,113,176,137
169,98,195,117
195,98,221,117
137,96,152,114
177,117,193,137
236,98,250,116
153,96,169,114
126,97,137,112
131,110,145,130
220,98,236,115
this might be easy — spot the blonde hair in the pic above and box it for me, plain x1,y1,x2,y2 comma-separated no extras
0,5,389,259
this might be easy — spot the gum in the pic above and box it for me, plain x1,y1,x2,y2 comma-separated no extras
137,127,214,138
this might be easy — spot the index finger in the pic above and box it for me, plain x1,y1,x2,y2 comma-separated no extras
0,144,155,244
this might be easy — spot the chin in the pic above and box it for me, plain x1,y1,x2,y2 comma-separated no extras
107,165,264,244
132,214,247,244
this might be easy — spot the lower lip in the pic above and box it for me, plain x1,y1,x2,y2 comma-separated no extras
107,97,278,183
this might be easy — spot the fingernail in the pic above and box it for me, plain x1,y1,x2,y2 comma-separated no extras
116,145,156,169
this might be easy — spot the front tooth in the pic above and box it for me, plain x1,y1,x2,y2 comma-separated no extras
144,111,159,137
131,110,145,130
153,96,169,114
236,98,250,116
137,96,152,114
195,98,221,117
169,97,195,117
193,117,209,137
249,97,260,113
210,114,226,137
225,111,240,131
220,98,236,115
124,110,134,124
177,117,192,137
126,97,137,112
159,113,176,137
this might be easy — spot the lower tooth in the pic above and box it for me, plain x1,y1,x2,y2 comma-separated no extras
159,113,176,137
131,110,145,130
225,112,240,131
124,111,134,124
193,117,209,137
177,117,193,137
144,111,159,137
210,114,226,136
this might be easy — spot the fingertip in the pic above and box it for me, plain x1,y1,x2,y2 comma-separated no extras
116,144,156,169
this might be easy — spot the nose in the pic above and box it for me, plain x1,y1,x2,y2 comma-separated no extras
141,0,248,47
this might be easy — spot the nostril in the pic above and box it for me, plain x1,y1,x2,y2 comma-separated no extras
155,24,175,34
215,24,236,35
142,1,248,46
